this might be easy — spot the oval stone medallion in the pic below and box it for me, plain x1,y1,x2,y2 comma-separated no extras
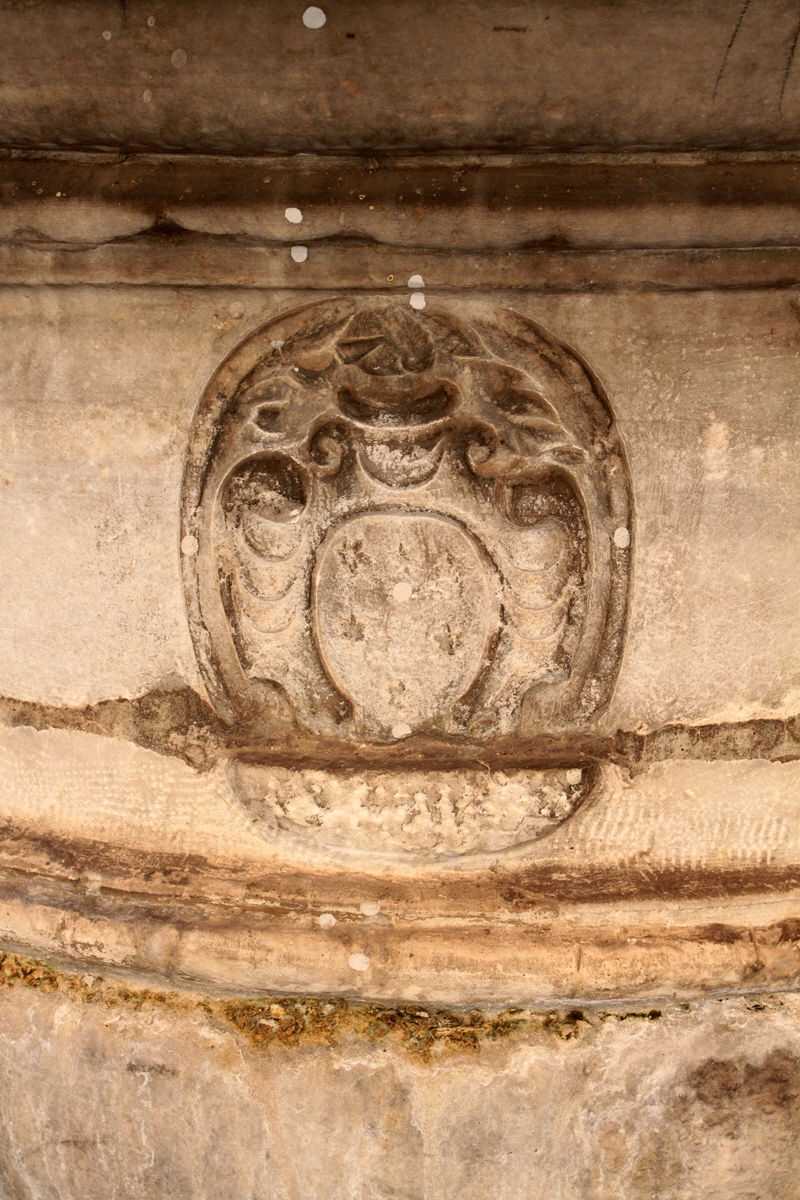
312,512,499,737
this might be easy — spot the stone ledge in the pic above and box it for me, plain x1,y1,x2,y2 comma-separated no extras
3,1,800,154
1,876,799,1005
4,243,800,292
1,723,799,1003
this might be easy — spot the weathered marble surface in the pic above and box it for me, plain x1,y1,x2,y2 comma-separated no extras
3,726,800,886
2,0,800,154
1,286,797,730
1,725,799,1003
1,4,800,1186
5,155,800,256
0,978,798,1200
1,279,797,1011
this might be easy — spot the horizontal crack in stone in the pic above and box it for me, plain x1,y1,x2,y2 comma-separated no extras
1,688,798,772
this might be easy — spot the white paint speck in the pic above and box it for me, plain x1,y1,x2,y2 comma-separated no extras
290,245,308,262
348,952,370,972
142,89,153,103
613,526,630,549
360,901,381,917
391,581,413,603
565,768,582,786
102,30,112,40
181,535,198,556
171,48,188,69
303,6,327,28
284,206,303,224
228,301,245,319
391,723,412,739
318,912,336,928
407,273,425,288
409,292,426,310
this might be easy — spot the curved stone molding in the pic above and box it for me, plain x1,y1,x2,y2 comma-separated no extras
1,724,800,1004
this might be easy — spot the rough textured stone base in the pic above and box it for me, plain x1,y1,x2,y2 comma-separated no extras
0,963,798,1200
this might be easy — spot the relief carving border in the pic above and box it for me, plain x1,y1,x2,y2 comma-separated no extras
181,297,633,860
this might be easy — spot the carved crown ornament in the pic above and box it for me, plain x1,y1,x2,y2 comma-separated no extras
182,298,632,862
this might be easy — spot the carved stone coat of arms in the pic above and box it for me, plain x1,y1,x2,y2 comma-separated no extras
182,298,631,859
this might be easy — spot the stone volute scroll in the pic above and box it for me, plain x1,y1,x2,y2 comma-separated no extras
182,298,632,861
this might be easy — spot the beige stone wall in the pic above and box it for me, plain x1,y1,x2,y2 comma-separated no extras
1,3,800,1197
1,959,799,1200
2,286,799,728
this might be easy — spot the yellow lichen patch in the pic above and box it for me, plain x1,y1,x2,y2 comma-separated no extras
0,950,614,1061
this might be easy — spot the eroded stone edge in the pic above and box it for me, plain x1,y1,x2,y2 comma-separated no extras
0,948,682,1061
1,874,799,1006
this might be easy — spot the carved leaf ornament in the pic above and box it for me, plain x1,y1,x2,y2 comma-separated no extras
183,299,632,759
